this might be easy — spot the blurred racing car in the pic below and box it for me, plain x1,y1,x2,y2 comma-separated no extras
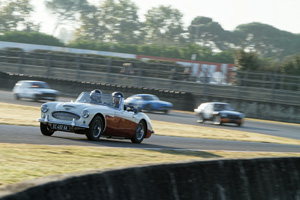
13,80,58,101
124,94,173,113
194,102,244,126
38,91,154,143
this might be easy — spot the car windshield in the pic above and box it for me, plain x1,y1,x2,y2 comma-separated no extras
214,103,234,111
75,92,114,106
31,82,50,89
142,95,159,101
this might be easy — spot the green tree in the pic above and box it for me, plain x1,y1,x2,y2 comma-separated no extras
0,31,64,46
279,54,300,75
45,0,91,35
0,0,37,33
75,0,142,44
187,16,233,51
233,49,263,71
144,5,185,45
233,22,300,59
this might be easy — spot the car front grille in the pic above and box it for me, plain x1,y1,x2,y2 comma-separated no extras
52,111,80,121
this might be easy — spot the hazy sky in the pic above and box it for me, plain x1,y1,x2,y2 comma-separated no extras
32,0,300,35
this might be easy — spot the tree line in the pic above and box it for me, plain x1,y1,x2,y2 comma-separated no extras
0,0,299,75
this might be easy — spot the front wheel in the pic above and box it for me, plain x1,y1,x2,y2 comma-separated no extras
40,123,55,136
86,116,103,141
33,94,39,102
237,120,243,127
164,110,170,114
14,93,20,100
213,115,222,125
197,114,204,123
131,121,146,144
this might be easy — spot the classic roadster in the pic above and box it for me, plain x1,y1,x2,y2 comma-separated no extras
194,102,245,126
38,91,154,143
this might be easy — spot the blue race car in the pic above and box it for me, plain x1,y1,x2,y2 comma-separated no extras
124,94,173,114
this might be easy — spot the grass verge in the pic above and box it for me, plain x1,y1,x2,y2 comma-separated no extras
1,143,300,187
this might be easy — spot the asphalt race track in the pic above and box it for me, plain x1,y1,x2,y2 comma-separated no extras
1,90,300,152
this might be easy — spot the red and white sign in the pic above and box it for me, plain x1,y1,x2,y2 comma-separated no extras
136,55,236,84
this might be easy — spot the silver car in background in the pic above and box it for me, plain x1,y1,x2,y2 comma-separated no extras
12,80,58,101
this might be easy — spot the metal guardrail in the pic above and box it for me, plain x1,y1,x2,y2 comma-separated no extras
0,52,300,106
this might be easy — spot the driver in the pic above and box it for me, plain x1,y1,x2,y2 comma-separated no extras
90,89,102,104
112,91,123,108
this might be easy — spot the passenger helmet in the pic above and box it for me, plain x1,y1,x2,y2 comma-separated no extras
112,91,124,98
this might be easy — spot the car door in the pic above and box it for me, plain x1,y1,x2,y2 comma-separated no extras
115,109,137,138
104,108,121,136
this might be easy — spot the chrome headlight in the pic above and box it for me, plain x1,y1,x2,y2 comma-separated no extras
81,110,89,118
41,104,49,113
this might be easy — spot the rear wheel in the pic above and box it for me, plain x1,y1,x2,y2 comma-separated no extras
131,121,146,144
86,116,103,141
40,123,55,136
213,115,222,125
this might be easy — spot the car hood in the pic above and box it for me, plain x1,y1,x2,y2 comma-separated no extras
51,102,108,112
218,110,242,115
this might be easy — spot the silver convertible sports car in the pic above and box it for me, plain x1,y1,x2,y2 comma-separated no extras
38,90,154,143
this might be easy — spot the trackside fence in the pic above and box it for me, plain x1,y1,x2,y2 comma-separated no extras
0,50,299,106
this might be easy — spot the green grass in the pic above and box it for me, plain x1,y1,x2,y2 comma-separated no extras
1,143,300,187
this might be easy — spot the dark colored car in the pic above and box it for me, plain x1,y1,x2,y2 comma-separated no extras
124,94,173,114
194,102,244,126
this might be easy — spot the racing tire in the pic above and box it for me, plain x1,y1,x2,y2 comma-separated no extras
131,121,146,144
86,116,103,141
237,121,243,127
34,95,39,102
14,93,20,100
213,115,222,125
40,123,55,136
197,114,205,123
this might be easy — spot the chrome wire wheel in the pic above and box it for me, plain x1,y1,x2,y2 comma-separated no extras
86,116,103,141
131,121,146,144
92,119,102,138
136,123,145,141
